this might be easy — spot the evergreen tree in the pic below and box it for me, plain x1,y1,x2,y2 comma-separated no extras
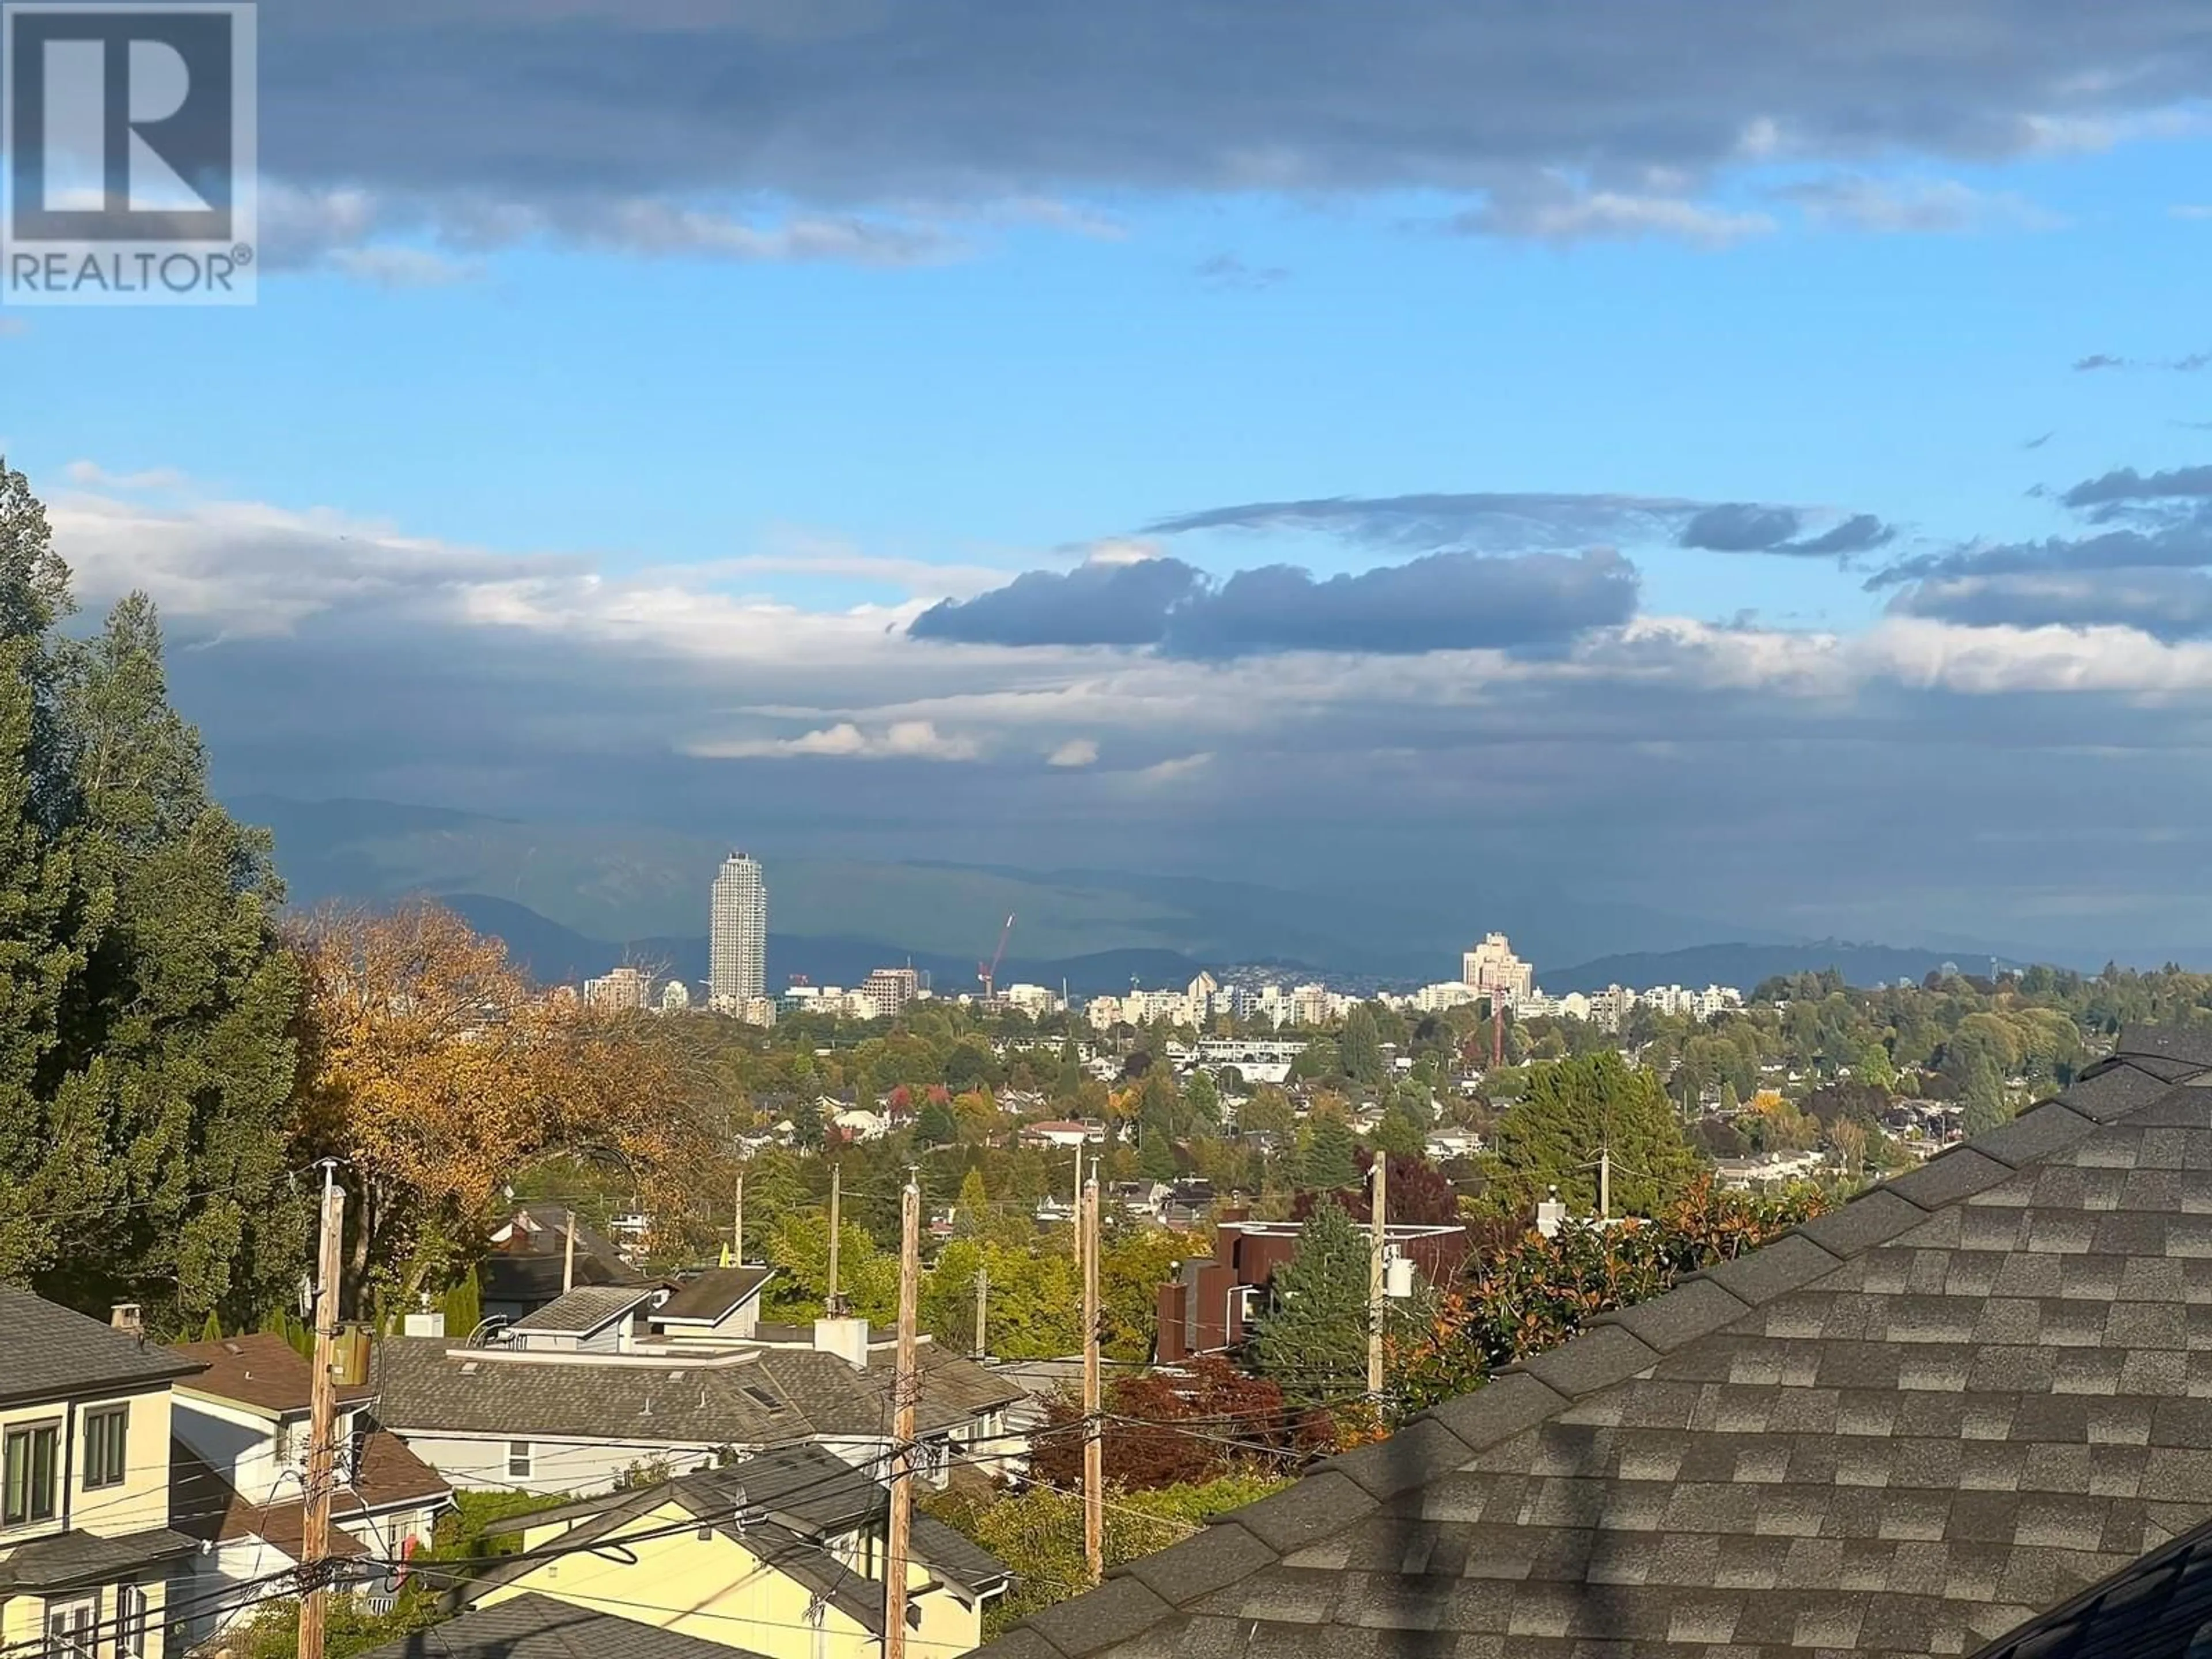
1251,1199,1368,1402
0,463,305,1331
1340,1005,1384,1086
1182,1066,1220,1128
1301,1112,1358,1192
953,1167,991,1234
1369,1103,1426,1162
1137,1111,1179,1181
1480,1051,1700,1219
916,1099,958,1146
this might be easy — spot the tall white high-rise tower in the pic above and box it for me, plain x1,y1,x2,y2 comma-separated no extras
709,852,768,1010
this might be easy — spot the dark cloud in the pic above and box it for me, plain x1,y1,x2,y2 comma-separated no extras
1889,568,2212,641
1143,492,1697,554
1791,513,1897,556
909,547,1637,656
2023,431,2054,450
1678,503,1801,551
1196,254,1289,291
1158,549,1639,658
1866,524,2212,589
2071,350,2212,373
1677,504,1893,557
2060,464,2212,509
907,556,1202,645
246,2,2212,253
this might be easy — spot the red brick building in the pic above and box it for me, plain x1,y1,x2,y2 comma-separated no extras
1154,1215,1468,1362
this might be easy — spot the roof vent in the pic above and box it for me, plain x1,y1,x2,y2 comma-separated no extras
109,1303,143,1335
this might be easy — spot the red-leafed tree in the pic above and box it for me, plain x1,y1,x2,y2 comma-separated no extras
1029,1357,1329,1490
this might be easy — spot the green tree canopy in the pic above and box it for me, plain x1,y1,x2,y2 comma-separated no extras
0,464,305,1331
1301,1111,1358,1192
1249,1199,1368,1403
1340,1006,1384,1086
1480,1051,1700,1219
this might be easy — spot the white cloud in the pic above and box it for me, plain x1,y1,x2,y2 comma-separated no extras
325,246,484,287
1783,175,2065,234
1132,751,1214,784
1078,538,1165,567
63,460,188,490
1456,181,1776,248
1047,738,1100,767
688,719,981,761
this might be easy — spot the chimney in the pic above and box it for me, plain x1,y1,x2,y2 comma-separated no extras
1535,1186,1567,1240
813,1316,870,1371
109,1303,143,1336
403,1309,446,1338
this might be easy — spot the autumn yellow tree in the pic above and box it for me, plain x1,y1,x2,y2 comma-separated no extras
289,902,702,1309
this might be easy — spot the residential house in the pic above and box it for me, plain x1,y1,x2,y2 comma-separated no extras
1020,1120,1106,1150
357,1593,775,1659
0,1292,200,1659
832,1108,891,1143
1155,1216,1468,1363
1425,1127,1485,1161
651,1268,775,1348
1160,1179,1217,1230
479,1205,641,1325
166,1334,452,1644
1712,1148,1827,1190
376,1308,1025,1496
457,1443,1010,1659
975,1023,2212,1659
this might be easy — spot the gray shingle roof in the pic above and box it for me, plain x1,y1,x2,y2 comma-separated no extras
373,1338,794,1443
354,1592,776,1659
969,1024,2212,1659
0,1525,199,1592
373,1334,1021,1447
0,1286,203,1407
656,1267,774,1324
509,1285,660,1334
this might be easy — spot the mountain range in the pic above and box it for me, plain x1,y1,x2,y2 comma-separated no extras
233,793,2057,994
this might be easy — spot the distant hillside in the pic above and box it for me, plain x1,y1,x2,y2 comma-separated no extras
435,893,1209,998
1546,940,2021,996
232,793,1781,980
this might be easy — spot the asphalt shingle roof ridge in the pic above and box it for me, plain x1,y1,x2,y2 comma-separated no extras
969,1030,2210,1659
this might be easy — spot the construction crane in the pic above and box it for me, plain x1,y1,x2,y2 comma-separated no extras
977,913,1016,1000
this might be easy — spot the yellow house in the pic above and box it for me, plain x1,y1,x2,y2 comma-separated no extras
0,1290,206,1659
464,1443,1011,1659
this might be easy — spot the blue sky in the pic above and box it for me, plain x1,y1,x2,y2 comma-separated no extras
13,1,2212,960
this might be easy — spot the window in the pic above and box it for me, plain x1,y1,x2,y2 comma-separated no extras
506,1441,532,1479
3,1422,59,1527
82,1407,127,1491
116,1585,148,1659
43,1596,94,1659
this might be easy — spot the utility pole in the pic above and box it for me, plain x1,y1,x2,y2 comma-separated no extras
1367,1153,1387,1399
1599,1147,1612,1222
562,1207,577,1294
1081,1171,1103,1584
732,1171,745,1267
885,1172,921,1659
973,1267,988,1361
299,1164,346,1659
827,1164,843,1315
